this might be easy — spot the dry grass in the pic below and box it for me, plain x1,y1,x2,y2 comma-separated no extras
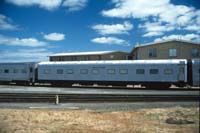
0,107,199,133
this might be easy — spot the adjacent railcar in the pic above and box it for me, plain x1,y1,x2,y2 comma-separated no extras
37,59,188,88
192,59,200,87
0,62,36,85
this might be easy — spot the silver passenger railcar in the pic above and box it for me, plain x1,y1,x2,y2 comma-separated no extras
37,59,188,88
192,59,200,87
0,62,37,85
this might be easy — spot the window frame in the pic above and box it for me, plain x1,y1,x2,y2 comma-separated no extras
107,69,116,74
169,48,177,57
136,69,145,75
148,48,157,58
13,69,19,73
57,69,63,74
149,69,159,75
21,69,27,73
4,69,9,74
66,69,74,74
92,69,100,74
80,69,88,74
164,68,173,75
191,48,199,57
119,69,128,75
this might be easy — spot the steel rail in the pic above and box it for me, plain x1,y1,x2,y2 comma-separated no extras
0,93,199,103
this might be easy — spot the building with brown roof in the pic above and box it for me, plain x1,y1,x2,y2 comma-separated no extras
49,51,129,61
130,39,200,60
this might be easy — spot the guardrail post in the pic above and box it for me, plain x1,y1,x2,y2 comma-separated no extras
55,95,59,105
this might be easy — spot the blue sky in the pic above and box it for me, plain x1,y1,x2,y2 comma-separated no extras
0,0,199,62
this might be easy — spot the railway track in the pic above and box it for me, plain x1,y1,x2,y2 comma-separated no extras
0,93,199,103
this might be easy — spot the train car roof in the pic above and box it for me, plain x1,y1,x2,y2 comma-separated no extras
0,62,38,65
38,59,187,65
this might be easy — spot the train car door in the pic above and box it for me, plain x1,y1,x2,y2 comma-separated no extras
178,67,185,82
177,60,187,83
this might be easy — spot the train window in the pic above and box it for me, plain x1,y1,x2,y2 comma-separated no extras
150,69,159,74
198,69,200,74
44,69,51,74
66,69,73,74
164,69,173,75
119,69,128,74
80,69,88,74
21,69,27,73
107,69,115,74
136,69,145,74
92,69,99,74
57,69,63,74
0,69,2,73
13,69,19,73
4,69,9,73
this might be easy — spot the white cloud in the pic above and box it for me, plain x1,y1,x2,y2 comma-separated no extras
143,32,163,37
154,34,200,42
102,0,169,19
158,4,193,25
0,14,17,30
102,0,200,36
0,34,47,47
0,48,51,62
43,32,65,41
63,0,87,11
139,22,174,37
184,25,200,33
91,37,129,46
6,0,62,10
92,21,133,35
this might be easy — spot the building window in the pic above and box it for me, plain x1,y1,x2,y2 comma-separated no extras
150,69,159,74
148,48,157,58
127,56,133,60
66,69,73,74
57,69,63,74
71,56,77,61
80,69,88,74
4,69,9,73
110,55,114,59
98,55,101,60
136,69,145,74
119,69,128,74
164,69,173,75
59,57,64,61
84,56,90,60
191,48,199,57
107,69,115,74
169,49,177,57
